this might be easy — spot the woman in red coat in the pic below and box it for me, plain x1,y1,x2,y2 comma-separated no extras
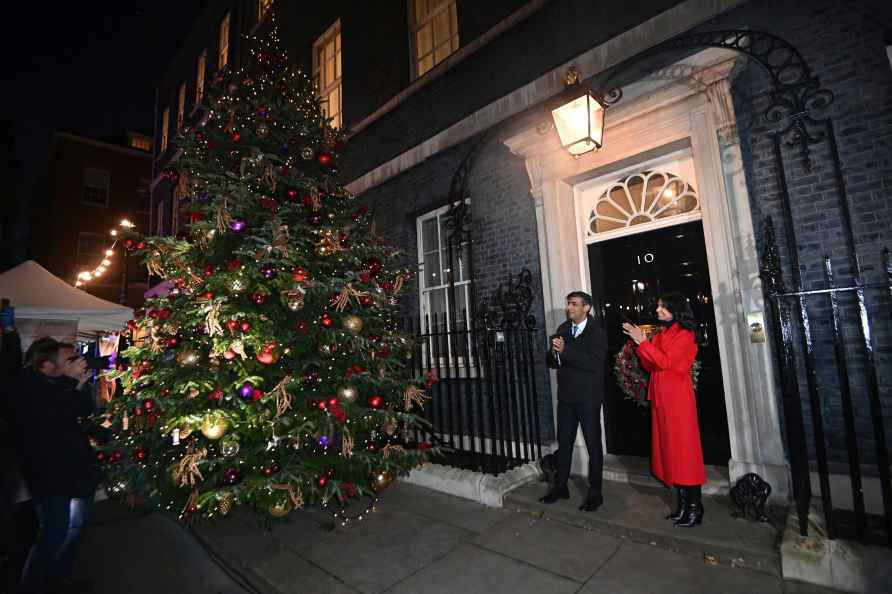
623,293,706,527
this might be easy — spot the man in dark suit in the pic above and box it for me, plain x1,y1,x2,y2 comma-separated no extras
542,291,607,511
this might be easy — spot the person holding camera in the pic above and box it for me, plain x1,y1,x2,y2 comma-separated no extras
542,291,608,512
12,337,99,593
623,293,706,528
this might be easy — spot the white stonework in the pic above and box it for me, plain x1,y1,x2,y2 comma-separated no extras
399,461,542,508
504,48,790,503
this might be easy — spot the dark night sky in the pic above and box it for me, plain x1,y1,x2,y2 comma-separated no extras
1,2,206,201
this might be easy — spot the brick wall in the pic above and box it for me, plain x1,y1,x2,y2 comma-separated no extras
723,0,892,467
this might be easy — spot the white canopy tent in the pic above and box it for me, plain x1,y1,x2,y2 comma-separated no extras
0,260,133,342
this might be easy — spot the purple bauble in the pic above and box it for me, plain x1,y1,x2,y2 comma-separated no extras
223,467,241,485
238,382,254,399
261,265,277,279
229,218,246,232
318,435,330,448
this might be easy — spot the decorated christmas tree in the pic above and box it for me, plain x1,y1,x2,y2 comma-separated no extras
100,24,436,522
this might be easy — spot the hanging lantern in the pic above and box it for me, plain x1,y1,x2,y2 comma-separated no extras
551,73,606,157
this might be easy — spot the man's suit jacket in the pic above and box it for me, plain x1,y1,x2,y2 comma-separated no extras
546,315,607,403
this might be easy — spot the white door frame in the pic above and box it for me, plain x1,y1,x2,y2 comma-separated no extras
503,48,790,501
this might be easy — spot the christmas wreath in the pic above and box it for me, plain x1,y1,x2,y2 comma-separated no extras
613,333,701,407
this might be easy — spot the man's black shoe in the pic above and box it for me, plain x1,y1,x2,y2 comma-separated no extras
579,492,604,512
539,485,570,504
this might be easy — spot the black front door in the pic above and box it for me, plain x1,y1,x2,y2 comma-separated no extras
587,220,731,466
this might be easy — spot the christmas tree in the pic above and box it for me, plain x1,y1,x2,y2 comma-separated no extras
100,24,436,522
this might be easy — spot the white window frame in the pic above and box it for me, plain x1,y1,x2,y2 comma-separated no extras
161,108,169,153
196,50,207,104
82,168,110,206
177,83,186,129
408,0,459,80
156,201,165,236
219,13,230,69
416,203,475,372
313,20,342,129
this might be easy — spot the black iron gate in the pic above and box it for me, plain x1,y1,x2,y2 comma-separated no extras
404,269,543,475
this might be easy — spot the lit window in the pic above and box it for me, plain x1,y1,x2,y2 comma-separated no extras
219,13,230,69
196,50,207,104
313,20,342,129
258,0,273,21
417,203,473,362
161,108,169,153
177,83,186,129
409,0,459,79
82,168,110,206
589,171,700,235
129,133,152,152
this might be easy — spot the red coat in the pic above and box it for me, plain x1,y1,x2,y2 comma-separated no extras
636,323,706,487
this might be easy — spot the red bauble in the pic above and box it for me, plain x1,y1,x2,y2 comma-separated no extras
368,395,384,409
124,239,134,250
301,195,315,207
317,475,329,488
209,389,224,401
359,295,373,306
227,258,241,271
133,406,144,417
364,258,383,276
226,319,239,331
96,451,106,463
160,388,171,397
250,293,267,305
231,131,242,142
317,153,332,167
158,308,172,320
142,399,156,411
317,401,327,410
196,131,205,141
134,449,147,462
286,189,299,201
136,241,146,250
240,321,252,333
166,336,179,347
256,350,277,365
359,272,371,284
251,388,264,401
291,267,309,282
202,291,215,300
295,320,309,334
321,315,333,328
203,264,215,276
222,350,237,361
280,166,291,177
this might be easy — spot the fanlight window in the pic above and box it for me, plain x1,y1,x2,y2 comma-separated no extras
589,171,699,235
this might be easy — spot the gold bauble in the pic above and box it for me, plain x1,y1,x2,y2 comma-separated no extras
200,416,229,440
227,277,248,293
315,243,334,257
218,492,235,516
268,499,292,518
370,468,395,493
336,384,359,404
176,349,201,367
342,315,364,335
220,436,240,457
179,426,193,440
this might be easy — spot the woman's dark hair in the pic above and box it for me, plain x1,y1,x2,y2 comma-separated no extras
658,292,697,332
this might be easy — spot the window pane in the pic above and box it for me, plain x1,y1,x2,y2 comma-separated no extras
421,218,439,253
335,50,341,79
335,32,340,52
326,60,334,87
419,56,433,76
415,0,427,23
458,242,470,282
427,288,447,329
434,42,452,64
417,25,432,57
329,86,340,117
451,5,458,37
424,250,441,287
433,10,450,46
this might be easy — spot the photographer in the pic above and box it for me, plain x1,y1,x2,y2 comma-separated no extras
11,337,99,594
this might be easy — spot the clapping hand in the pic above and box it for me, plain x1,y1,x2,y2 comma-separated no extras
551,336,565,353
622,322,647,345
61,356,91,387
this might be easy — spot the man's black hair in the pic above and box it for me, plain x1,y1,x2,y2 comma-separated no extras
566,291,593,307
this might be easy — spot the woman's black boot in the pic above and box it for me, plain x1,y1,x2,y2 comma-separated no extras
665,486,687,521
673,486,704,528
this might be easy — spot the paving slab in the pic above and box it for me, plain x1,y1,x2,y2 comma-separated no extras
472,513,623,582
386,543,580,594
507,478,782,576
298,508,472,594
581,541,784,594
76,504,244,594
381,481,513,533
252,548,359,594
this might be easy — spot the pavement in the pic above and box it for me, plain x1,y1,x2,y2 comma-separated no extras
65,480,852,594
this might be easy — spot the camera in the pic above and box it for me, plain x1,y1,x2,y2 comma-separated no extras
70,353,112,370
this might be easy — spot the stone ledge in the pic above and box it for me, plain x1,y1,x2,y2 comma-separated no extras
780,504,892,593
399,461,542,507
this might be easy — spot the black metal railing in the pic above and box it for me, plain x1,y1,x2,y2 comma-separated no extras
402,306,543,475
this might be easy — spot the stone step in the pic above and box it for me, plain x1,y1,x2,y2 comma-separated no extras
505,478,784,577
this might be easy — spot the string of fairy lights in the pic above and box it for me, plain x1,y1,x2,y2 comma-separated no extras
75,219,136,288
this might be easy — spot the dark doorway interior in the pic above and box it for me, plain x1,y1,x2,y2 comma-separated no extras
588,220,731,466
